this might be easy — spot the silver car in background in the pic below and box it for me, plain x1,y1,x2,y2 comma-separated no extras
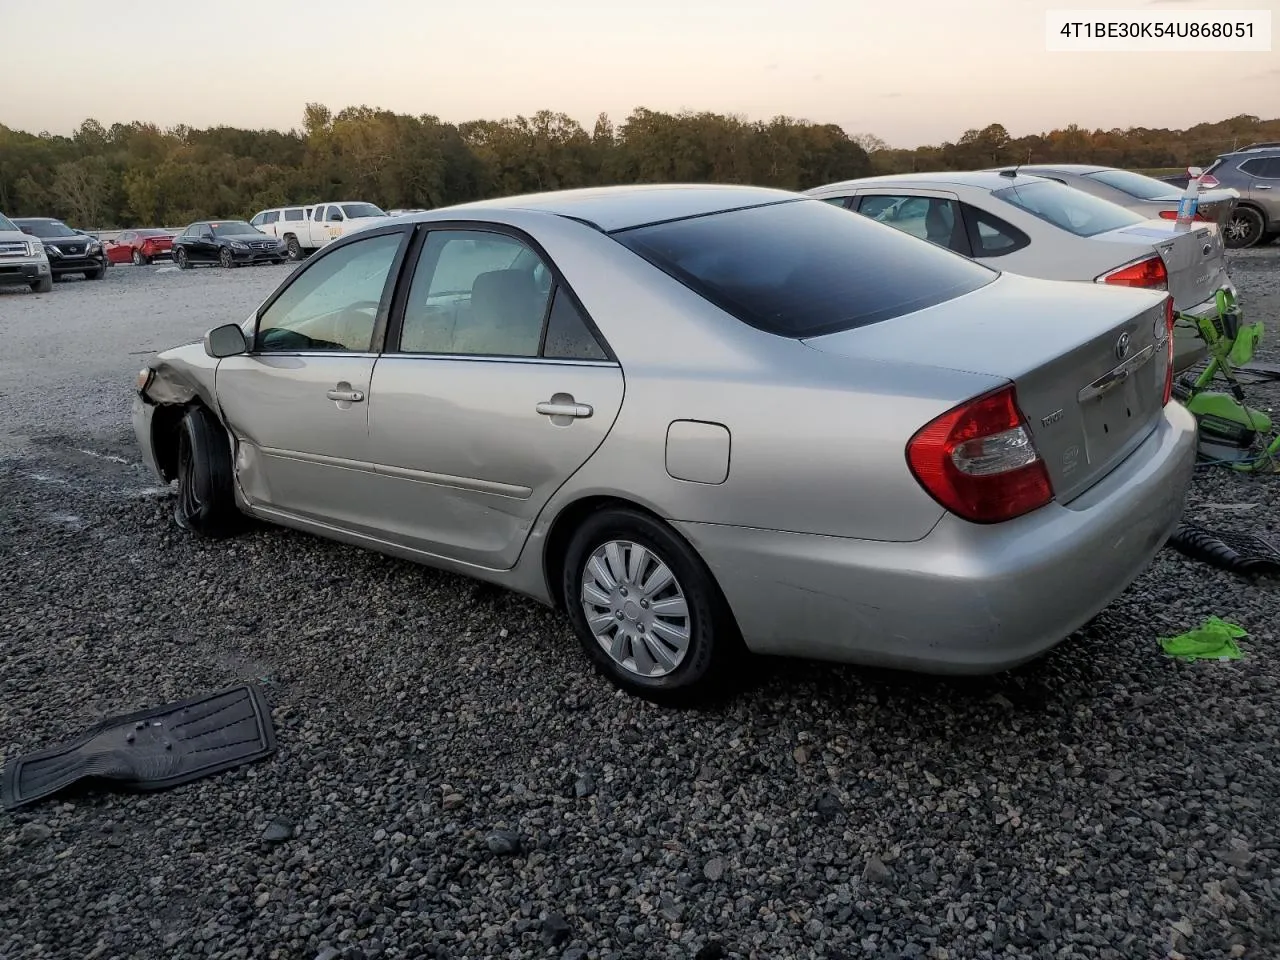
807,171,1235,373
987,163,1240,237
133,185,1196,702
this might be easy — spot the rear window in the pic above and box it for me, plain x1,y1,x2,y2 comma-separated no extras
993,180,1145,238
611,199,996,338
1083,168,1178,201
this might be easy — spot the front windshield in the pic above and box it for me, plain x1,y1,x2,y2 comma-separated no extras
341,203,387,219
210,221,260,237
994,180,1146,237
1084,168,1179,201
0,214,17,233
20,219,78,239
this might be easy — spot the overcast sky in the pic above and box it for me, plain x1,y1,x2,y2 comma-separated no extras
5,0,1277,148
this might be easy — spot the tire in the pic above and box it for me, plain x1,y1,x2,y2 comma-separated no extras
1224,206,1265,249
284,236,301,260
561,507,739,703
173,406,241,538
84,267,104,280
219,247,234,269
176,248,190,269
132,248,149,266
30,275,53,293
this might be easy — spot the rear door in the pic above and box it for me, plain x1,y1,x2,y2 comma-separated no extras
1240,157,1280,223
214,227,411,527
364,224,623,569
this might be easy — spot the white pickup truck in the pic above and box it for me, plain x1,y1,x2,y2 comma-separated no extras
249,201,388,260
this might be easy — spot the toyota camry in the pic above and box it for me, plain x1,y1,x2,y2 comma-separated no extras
133,185,1196,701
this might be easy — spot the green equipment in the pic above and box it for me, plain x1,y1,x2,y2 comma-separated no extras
1171,289,1280,473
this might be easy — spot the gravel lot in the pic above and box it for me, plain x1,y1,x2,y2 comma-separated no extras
2,251,1279,960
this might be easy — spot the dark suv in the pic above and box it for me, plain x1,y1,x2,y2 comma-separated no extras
13,217,110,279
1201,144,1280,248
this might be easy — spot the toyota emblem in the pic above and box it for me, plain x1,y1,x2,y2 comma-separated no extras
1115,332,1131,361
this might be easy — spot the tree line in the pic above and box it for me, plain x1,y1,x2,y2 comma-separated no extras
0,104,1275,229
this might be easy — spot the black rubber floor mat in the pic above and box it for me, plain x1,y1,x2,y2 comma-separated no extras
2,684,275,810
1166,523,1280,576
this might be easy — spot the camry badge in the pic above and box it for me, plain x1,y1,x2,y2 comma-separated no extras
1115,332,1131,361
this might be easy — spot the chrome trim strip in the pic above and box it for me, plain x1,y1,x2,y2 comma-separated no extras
258,446,532,499
1077,344,1156,404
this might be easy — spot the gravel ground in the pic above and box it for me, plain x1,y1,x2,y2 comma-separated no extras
2,251,1279,960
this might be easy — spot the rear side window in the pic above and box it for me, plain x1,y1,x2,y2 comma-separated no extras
1083,168,1179,200
993,180,1145,238
1241,157,1280,179
612,199,996,338
962,205,1030,257
285,209,305,222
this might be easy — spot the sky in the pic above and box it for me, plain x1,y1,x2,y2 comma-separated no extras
4,0,1277,148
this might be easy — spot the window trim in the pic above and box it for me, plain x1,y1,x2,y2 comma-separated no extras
250,223,414,356
382,220,617,365
960,202,1031,259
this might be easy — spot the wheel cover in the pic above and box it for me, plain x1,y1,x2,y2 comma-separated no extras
132,249,142,265
220,248,232,267
1226,214,1257,243
580,540,691,677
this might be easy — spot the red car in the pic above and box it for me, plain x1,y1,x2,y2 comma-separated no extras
106,229,175,265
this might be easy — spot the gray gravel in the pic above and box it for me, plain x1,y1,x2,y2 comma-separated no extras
2,251,1280,960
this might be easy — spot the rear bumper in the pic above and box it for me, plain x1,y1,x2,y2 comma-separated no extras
1172,286,1242,372
676,402,1197,674
0,260,50,285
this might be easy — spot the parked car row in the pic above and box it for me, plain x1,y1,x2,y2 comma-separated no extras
0,214,109,292
249,201,389,259
134,179,1202,701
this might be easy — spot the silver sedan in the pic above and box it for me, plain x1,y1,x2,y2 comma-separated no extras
806,171,1236,374
133,185,1197,701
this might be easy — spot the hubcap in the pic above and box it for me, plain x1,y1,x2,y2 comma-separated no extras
1226,216,1255,243
580,540,691,678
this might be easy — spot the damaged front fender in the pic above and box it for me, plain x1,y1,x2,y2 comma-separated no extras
135,341,224,481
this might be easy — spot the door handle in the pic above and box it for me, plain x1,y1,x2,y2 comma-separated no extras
536,400,592,419
326,388,365,403
1257,184,1273,190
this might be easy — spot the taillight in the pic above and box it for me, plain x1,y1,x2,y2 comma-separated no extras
906,385,1054,524
1158,210,1212,222
1099,255,1168,291
1161,297,1175,406
1199,174,1220,188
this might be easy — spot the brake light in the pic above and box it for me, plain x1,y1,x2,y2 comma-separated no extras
1100,255,1168,290
906,385,1053,524
1158,210,1212,222
1199,174,1220,188
1161,297,1175,406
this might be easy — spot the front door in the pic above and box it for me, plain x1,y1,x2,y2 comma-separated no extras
214,228,410,527
365,226,623,569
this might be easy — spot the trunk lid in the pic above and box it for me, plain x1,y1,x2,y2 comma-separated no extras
1194,189,1238,230
1091,219,1231,311
803,273,1171,505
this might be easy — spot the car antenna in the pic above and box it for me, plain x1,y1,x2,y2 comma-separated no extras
1000,164,1021,178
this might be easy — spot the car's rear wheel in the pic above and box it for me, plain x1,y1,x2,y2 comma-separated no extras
218,247,234,269
285,236,301,260
174,406,241,538
562,507,736,702
30,275,53,293
1224,206,1265,249
176,248,190,269
132,248,148,266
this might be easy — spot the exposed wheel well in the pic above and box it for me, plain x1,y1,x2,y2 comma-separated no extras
150,399,219,482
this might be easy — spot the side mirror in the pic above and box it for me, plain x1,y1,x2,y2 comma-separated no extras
202,233,215,242
204,323,249,358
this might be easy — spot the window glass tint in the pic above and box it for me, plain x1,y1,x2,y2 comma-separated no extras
264,211,280,224
341,203,386,219
614,198,995,338
285,209,305,222
964,205,1030,257
0,214,16,232
1083,168,1179,200
856,195,961,249
400,231,552,356
19,220,76,238
185,224,204,237
256,232,402,353
1241,157,1280,178
993,180,1145,237
210,221,256,237
250,214,265,226
819,196,851,208
543,288,607,360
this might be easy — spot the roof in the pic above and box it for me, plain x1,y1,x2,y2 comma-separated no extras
990,163,1108,175
432,184,800,232
810,170,1048,193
